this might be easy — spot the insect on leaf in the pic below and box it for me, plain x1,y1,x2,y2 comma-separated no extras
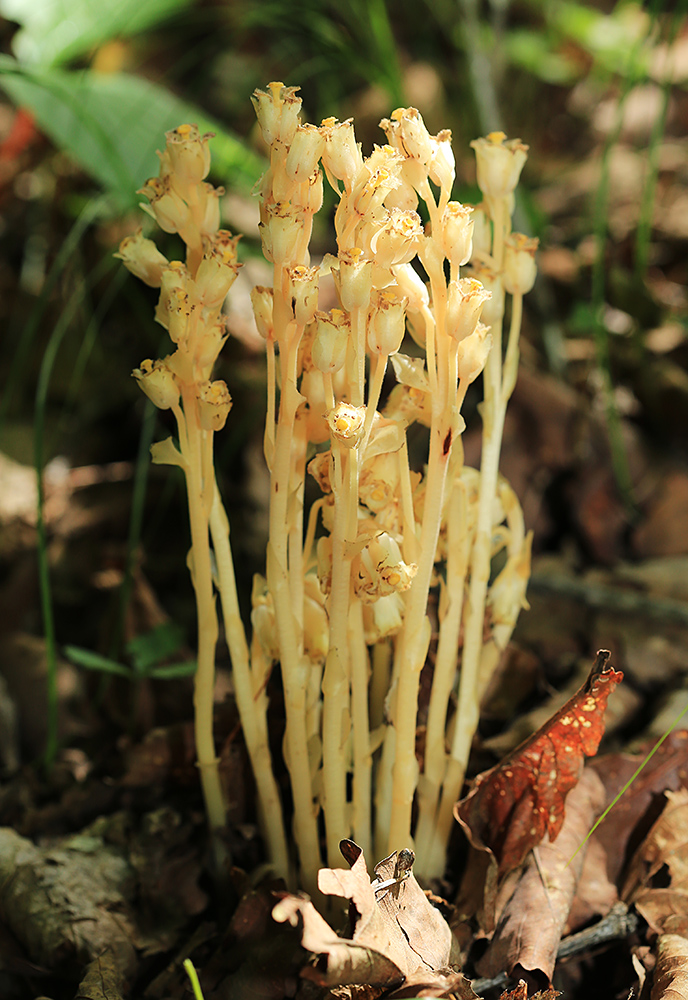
456,650,623,877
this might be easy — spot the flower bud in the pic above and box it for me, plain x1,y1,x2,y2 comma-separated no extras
251,285,274,339
368,207,423,269
132,359,179,409
439,202,474,269
164,123,213,185
195,231,242,308
138,175,192,235
471,132,528,201
288,264,320,325
115,231,168,287
457,322,492,384
312,309,350,373
326,401,365,449
320,117,363,188
196,379,232,431
446,277,491,342
503,232,538,295
285,123,325,182
368,289,407,357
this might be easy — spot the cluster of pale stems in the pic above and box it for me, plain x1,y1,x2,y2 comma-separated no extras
117,83,537,898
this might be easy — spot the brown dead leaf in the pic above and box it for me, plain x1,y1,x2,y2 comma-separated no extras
651,934,688,1000
476,767,605,983
272,891,403,991
623,789,688,936
588,731,688,885
272,841,468,997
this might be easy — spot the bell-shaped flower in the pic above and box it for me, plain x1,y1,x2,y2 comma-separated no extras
367,288,407,357
132,358,179,410
332,248,373,312
428,129,455,191
285,124,325,183
350,145,404,217
260,202,305,266
446,276,491,343
368,207,423,269
196,379,232,431
196,230,242,309
439,202,474,269
312,309,350,374
326,401,366,449
320,117,363,188
251,285,274,339
354,531,417,602
251,82,302,147
463,262,504,327
471,132,528,201
115,231,168,287
503,232,539,295
138,175,192,235
456,322,493,384
164,123,213,185
288,264,320,326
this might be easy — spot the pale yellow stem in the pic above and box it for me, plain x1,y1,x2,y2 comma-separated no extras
321,441,353,864
177,386,226,852
209,486,291,882
349,598,372,857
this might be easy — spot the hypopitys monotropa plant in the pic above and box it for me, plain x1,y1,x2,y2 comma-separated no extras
119,91,536,895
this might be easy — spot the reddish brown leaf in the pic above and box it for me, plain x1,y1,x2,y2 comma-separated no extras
456,651,623,877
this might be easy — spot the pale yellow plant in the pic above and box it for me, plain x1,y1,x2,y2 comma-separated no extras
120,91,536,894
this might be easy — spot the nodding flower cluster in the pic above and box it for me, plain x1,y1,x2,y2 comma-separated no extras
120,91,537,894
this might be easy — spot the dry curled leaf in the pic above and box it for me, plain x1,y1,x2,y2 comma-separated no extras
651,934,688,1000
457,651,623,877
272,840,477,998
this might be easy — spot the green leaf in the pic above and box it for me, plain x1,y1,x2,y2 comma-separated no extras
126,621,185,673
150,661,197,679
0,0,193,67
0,60,266,208
63,645,132,677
